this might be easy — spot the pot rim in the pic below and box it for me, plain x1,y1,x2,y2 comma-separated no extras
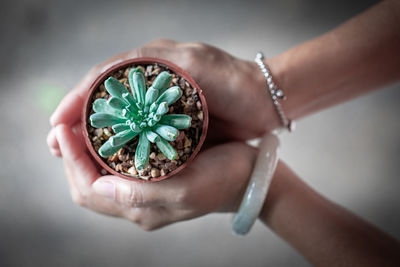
81,57,209,183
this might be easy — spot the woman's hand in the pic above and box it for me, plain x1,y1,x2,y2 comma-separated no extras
55,123,256,230
47,39,274,229
47,39,277,157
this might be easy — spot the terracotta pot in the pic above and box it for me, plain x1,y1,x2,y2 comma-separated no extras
82,57,209,182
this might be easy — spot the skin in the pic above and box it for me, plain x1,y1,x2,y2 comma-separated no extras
47,0,400,265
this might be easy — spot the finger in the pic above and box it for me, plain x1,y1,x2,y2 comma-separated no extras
49,147,62,157
50,90,84,127
47,127,60,150
55,124,100,188
92,175,175,207
144,38,177,48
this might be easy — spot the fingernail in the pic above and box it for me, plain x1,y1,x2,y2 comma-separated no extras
93,180,115,199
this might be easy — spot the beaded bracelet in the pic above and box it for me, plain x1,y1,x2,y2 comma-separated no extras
255,52,295,132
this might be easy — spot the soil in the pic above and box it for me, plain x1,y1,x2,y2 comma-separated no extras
87,63,204,180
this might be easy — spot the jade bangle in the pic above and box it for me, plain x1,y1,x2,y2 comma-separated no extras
232,133,280,235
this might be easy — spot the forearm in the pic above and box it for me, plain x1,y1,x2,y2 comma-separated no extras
260,161,400,266
267,0,400,121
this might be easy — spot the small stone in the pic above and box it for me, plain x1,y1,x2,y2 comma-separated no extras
151,168,160,178
169,107,174,113
109,153,118,163
197,111,204,121
128,166,137,176
104,128,112,137
94,128,103,137
115,163,123,172
93,140,101,146
146,65,153,76
160,168,168,176
100,91,106,98
184,137,192,148
186,97,194,106
184,147,191,154
152,67,161,75
157,153,167,161
196,101,202,110
124,68,130,78
179,79,186,89
165,162,177,171
149,152,156,160
175,131,185,142
172,77,179,85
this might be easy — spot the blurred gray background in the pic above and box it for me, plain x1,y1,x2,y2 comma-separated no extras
1,0,399,266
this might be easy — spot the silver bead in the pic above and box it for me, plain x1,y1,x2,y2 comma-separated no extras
288,121,296,132
268,82,275,90
276,89,284,98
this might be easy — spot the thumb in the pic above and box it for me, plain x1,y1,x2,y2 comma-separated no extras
92,176,166,207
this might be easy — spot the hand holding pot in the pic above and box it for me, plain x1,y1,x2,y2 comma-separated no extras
47,39,277,157
55,123,257,230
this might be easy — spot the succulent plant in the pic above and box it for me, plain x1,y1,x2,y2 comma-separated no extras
90,68,192,170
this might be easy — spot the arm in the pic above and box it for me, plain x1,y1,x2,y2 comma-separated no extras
260,161,400,266
265,0,400,122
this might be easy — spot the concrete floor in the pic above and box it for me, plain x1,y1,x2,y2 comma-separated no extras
1,0,399,266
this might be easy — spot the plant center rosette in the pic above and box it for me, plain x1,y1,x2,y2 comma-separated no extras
82,58,208,182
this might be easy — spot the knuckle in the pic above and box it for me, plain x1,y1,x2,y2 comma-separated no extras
116,184,145,207
126,211,142,224
70,190,86,207
139,223,159,232
148,38,175,47
125,209,163,231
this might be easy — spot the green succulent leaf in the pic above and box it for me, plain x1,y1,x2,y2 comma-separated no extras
148,119,157,127
110,129,138,147
130,122,141,133
135,132,150,170
159,114,192,129
129,68,146,105
156,137,177,160
149,102,158,113
112,123,130,133
122,92,135,103
144,87,159,111
152,124,179,141
155,86,182,106
156,102,169,117
145,130,160,143
98,140,125,158
93,99,122,117
105,77,129,98
108,96,128,110
90,113,126,128
151,71,172,94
